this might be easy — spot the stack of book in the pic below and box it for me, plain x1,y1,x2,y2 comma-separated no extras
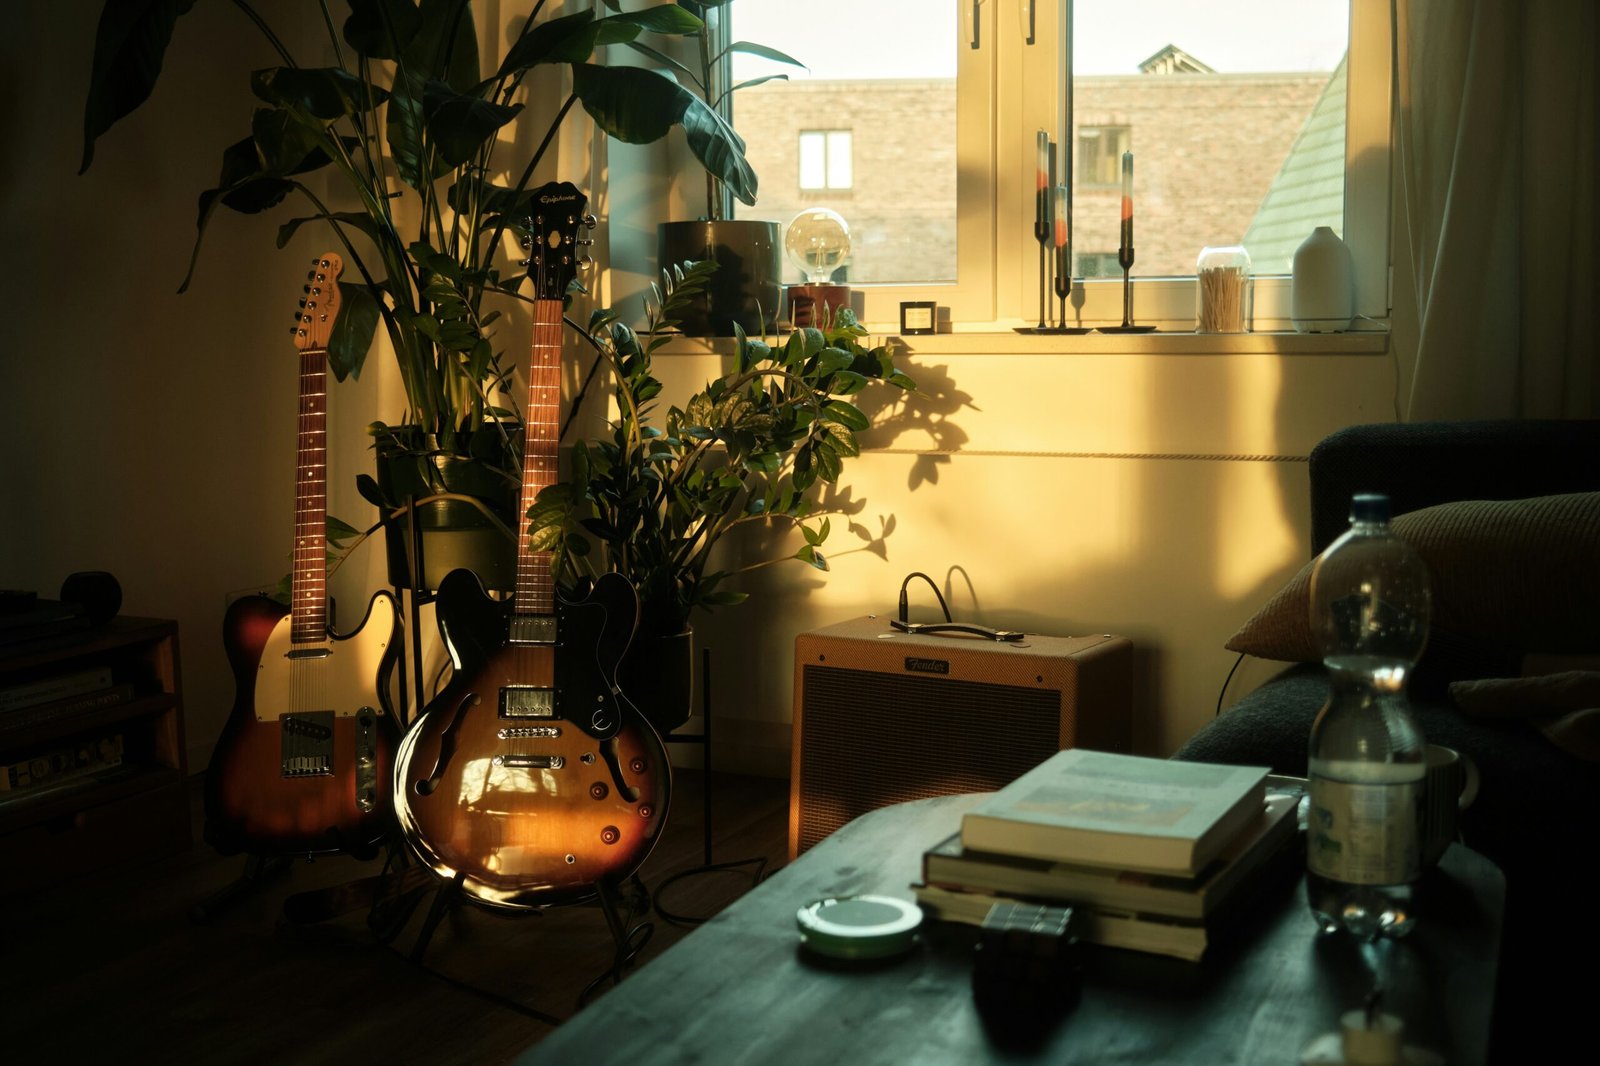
913,748,1299,962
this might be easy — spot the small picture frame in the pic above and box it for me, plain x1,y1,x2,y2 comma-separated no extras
899,301,937,335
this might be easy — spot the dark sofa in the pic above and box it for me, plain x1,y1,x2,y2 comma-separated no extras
1176,419,1600,1058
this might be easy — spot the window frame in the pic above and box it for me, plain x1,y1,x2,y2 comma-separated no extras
718,0,1391,334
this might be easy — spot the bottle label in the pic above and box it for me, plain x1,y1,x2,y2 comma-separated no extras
1307,777,1421,885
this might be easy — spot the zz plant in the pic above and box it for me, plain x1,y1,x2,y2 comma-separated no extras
532,261,917,638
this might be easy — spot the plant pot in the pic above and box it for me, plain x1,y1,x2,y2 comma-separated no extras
658,220,782,337
376,428,520,592
620,626,694,734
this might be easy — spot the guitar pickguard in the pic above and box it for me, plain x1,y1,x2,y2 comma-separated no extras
253,613,391,721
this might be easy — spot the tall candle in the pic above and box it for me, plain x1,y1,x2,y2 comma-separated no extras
1053,185,1068,249
1035,130,1050,236
1119,150,1134,261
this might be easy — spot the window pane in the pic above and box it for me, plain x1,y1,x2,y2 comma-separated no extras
826,131,853,190
798,131,826,190
731,1,956,285
1071,1,1350,278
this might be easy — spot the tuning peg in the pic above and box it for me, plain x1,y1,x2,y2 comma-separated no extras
582,213,598,229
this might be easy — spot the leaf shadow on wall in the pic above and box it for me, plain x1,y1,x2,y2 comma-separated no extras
854,357,977,490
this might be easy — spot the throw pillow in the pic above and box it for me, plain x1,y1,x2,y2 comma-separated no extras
1227,492,1600,662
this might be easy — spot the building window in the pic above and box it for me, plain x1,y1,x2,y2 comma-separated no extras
1077,126,1132,187
798,130,853,190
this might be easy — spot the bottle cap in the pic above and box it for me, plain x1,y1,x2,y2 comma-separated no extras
795,894,922,959
1349,493,1391,523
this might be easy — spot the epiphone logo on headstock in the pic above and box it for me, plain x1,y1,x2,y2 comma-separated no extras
904,657,950,675
539,192,579,204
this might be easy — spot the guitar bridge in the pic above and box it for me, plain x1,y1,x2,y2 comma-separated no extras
281,711,334,777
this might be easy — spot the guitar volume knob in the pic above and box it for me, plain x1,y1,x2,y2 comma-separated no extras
600,826,620,845
589,782,608,800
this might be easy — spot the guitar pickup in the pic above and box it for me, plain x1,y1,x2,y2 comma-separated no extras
501,686,554,718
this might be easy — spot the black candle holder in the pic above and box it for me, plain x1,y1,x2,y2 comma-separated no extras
1097,244,1157,334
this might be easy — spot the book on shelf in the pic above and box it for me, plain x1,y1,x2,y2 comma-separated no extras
0,666,115,713
0,682,139,731
926,790,1298,921
960,748,1270,876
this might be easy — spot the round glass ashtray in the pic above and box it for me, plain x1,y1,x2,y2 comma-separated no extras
795,894,923,960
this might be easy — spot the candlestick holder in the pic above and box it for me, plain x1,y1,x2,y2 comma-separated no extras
1014,204,1058,334
1097,246,1157,334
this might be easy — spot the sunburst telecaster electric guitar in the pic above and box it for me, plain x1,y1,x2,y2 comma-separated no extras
393,183,670,909
205,253,400,859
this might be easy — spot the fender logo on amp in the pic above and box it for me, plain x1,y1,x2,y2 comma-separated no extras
904,657,950,675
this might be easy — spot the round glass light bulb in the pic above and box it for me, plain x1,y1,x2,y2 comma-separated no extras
785,208,851,284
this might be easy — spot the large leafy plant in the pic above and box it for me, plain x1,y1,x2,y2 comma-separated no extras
79,0,765,465
533,261,916,636
620,0,802,221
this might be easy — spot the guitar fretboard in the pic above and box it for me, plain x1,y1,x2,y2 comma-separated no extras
290,347,329,644
515,302,562,617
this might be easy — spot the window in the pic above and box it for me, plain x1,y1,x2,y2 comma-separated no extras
1077,126,1132,187
798,130,854,191
723,1,1389,330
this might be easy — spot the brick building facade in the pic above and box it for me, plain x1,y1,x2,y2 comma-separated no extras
735,69,1334,283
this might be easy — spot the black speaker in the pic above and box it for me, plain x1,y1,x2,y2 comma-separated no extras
789,615,1133,857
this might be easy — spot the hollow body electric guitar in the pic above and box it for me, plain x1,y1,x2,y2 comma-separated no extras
394,184,670,909
205,254,400,858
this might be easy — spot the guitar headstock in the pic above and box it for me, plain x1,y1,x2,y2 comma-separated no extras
291,253,344,351
520,182,594,301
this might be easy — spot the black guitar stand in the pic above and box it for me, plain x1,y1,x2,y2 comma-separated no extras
651,647,770,926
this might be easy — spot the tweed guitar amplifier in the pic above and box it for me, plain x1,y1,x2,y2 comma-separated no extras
789,615,1133,858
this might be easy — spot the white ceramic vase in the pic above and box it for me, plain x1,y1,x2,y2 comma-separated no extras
1291,226,1354,332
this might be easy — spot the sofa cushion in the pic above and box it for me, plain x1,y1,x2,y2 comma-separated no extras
1227,492,1600,663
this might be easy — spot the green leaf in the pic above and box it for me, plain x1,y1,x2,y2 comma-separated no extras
423,80,522,167
355,474,386,508
80,0,198,174
572,65,756,206
814,346,855,376
822,400,870,431
722,41,806,70
252,67,384,121
814,443,844,482
343,0,423,60
329,281,383,381
251,107,326,176
497,11,601,75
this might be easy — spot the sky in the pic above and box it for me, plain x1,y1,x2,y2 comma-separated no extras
731,0,1349,80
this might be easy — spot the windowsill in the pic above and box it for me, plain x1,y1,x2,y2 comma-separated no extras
650,328,1390,358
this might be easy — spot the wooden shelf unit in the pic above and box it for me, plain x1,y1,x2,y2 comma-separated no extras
0,616,191,893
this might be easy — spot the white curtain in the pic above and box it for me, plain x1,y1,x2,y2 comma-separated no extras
1394,0,1597,420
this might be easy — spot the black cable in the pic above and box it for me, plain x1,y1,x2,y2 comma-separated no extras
898,571,953,624
651,856,771,926
1216,651,1246,718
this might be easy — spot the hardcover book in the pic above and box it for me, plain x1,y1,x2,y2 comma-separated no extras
928,791,1297,920
959,749,1269,876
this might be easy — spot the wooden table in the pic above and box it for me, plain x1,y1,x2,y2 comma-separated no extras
520,794,1503,1065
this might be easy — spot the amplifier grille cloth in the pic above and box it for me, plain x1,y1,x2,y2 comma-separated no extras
796,665,1059,853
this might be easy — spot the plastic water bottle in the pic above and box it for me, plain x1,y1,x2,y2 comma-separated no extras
1306,493,1430,938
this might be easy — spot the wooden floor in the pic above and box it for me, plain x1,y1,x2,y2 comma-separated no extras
0,768,790,1062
